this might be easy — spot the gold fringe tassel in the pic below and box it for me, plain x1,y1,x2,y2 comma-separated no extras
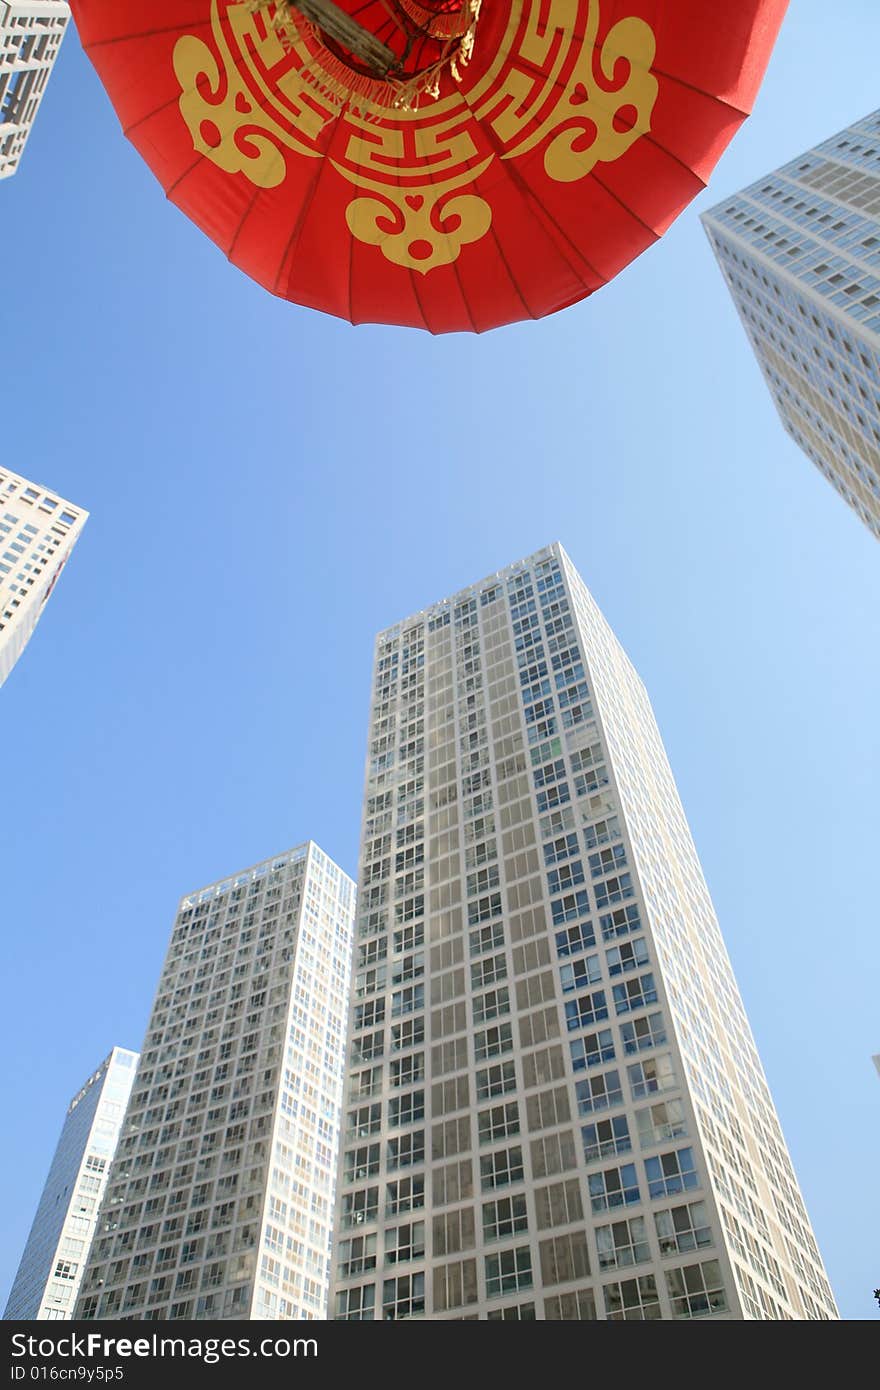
247,0,483,114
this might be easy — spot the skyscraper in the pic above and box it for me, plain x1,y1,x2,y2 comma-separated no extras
4,1047,138,1320
75,842,355,1321
331,543,837,1322
702,109,880,539
0,1,69,180
0,467,87,687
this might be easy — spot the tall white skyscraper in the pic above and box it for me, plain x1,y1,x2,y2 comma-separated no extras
0,1,69,179
702,109,880,539
331,544,837,1321
4,1047,138,1320
75,842,355,1321
0,468,87,687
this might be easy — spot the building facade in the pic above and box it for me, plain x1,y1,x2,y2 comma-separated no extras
330,543,837,1321
1,1,69,179
75,842,355,1321
0,468,87,687
702,109,880,539
4,1048,138,1320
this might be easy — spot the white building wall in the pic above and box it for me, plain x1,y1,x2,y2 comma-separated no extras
330,544,836,1321
0,468,87,688
0,1,69,179
74,843,355,1321
4,1048,138,1319
559,549,837,1320
702,109,880,539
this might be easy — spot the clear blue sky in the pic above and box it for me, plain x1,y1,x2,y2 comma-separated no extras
2,0,878,1321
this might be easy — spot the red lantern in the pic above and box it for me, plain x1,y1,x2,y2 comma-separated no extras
71,0,787,331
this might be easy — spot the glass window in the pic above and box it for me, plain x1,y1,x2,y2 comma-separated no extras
654,1201,712,1257
603,1273,661,1320
612,973,657,1015
482,1195,528,1242
337,1233,377,1277
636,1100,687,1148
477,1102,519,1145
605,937,650,976
344,1144,380,1181
382,1272,425,1320
388,1091,425,1128
564,988,608,1032
471,954,507,989
386,1175,425,1215
390,1052,425,1086
595,1216,651,1270
570,1028,615,1072
485,1246,533,1298
486,1301,536,1321
336,1284,375,1320
582,1115,631,1162
474,1023,514,1061
620,1012,666,1055
475,1061,517,1100
551,890,591,926
387,1131,425,1170
554,918,596,957
600,905,641,940
342,1187,379,1228
645,1147,699,1200
627,1053,675,1099
347,1103,382,1139
547,861,585,894
574,1068,623,1115
469,921,505,956
480,1146,524,1190
588,1163,640,1212
588,845,628,878
384,1221,425,1264
559,955,601,993
391,984,424,1017
665,1260,727,1318
473,987,510,1023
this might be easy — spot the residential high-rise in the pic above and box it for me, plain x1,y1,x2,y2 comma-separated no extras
4,1047,138,1320
0,468,87,687
331,543,837,1322
75,842,355,1321
702,109,880,539
0,1,69,179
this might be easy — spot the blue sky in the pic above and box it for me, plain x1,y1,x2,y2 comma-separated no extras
2,0,878,1321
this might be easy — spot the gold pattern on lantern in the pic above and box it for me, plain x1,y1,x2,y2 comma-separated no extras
173,0,658,268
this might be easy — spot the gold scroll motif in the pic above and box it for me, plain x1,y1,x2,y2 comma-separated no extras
173,0,658,271
544,16,657,182
344,173,493,274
